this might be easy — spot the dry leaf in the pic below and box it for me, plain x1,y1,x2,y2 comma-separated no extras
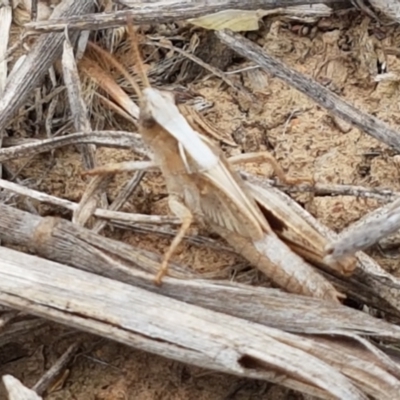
188,9,269,32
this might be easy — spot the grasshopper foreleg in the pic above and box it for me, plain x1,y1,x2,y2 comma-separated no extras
155,196,194,285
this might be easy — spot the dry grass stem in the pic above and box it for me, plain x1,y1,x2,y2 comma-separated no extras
61,35,95,170
148,39,253,101
125,223,235,254
92,170,145,234
61,33,110,227
0,177,178,226
271,180,400,201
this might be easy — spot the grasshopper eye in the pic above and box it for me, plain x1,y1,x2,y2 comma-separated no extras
139,108,157,129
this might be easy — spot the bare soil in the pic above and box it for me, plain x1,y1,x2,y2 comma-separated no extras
2,10,400,399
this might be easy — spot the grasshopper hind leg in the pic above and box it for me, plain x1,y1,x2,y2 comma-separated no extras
155,196,193,285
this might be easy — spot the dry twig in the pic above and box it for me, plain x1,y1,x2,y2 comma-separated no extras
325,197,400,263
32,342,81,396
0,131,147,162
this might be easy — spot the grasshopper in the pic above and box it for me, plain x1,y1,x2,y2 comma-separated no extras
84,24,356,303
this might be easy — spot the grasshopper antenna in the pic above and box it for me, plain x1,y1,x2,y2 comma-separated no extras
126,18,150,90
87,37,143,100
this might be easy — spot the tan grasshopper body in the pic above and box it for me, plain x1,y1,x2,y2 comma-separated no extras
87,27,345,303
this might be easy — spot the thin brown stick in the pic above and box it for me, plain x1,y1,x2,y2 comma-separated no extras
255,177,400,201
93,171,145,234
216,30,400,151
32,342,81,396
125,223,235,254
0,311,21,330
0,319,46,347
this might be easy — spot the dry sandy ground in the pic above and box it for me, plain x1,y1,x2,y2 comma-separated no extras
2,10,400,399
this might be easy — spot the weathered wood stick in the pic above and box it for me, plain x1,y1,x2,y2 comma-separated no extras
1,202,400,335
0,0,95,132
324,197,400,262
24,0,350,33
216,30,400,151
4,245,400,399
0,319,46,347
369,0,400,22
0,131,146,162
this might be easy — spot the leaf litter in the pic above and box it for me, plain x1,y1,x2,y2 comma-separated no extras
3,1,400,399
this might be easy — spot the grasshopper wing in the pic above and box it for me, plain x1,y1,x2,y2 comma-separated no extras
188,143,271,241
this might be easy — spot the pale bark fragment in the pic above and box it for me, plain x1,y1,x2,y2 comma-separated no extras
3,375,42,400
